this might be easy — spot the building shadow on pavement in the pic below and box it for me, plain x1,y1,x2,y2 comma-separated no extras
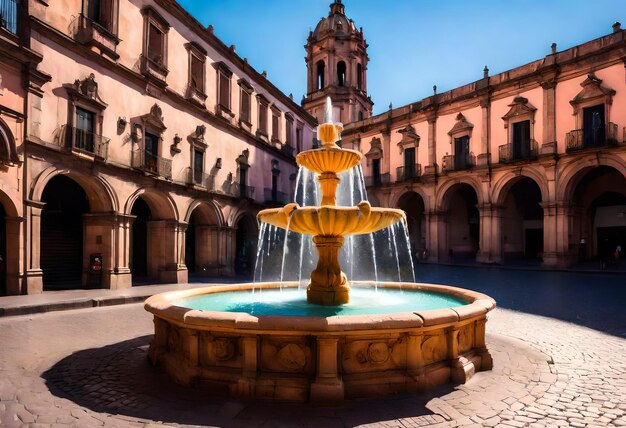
42,335,452,427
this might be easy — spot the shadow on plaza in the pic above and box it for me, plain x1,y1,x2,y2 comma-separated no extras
42,335,450,427
414,263,626,338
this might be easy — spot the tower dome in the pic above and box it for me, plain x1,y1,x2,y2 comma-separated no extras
312,1,357,41
303,0,373,125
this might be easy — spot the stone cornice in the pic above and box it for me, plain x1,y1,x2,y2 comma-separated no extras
28,17,299,164
152,0,317,127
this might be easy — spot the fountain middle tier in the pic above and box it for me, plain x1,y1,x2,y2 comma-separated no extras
257,200,405,237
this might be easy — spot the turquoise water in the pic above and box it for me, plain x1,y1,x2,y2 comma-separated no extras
171,287,467,317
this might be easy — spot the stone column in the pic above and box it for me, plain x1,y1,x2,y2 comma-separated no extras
477,97,491,167
24,200,45,294
476,203,503,264
222,226,236,276
381,129,391,179
424,113,438,176
540,80,557,155
147,220,188,284
5,217,24,295
426,210,446,263
542,202,558,266
310,337,344,404
83,213,133,289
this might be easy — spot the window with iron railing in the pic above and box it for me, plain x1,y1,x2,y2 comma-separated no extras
566,122,619,152
0,0,17,35
499,139,538,163
59,124,109,159
132,149,171,179
442,152,474,172
396,164,421,182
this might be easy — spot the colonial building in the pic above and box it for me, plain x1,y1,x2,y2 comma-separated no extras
0,0,316,295
310,2,626,267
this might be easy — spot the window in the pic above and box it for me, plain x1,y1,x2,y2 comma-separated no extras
76,0,120,58
357,63,363,90
567,74,616,151
296,124,303,153
583,105,605,147
285,114,293,147
271,107,281,143
185,42,207,105
454,136,470,170
500,97,537,162
316,60,325,90
257,95,269,138
404,147,416,177
193,149,203,184
75,107,95,152
511,121,530,158
148,24,163,63
337,61,346,86
85,0,114,31
238,78,253,127
214,62,234,120
0,0,18,34
141,7,169,83
144,131,159,174
372,158,381,185
62,73,109,159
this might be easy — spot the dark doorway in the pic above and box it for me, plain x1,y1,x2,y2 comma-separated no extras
512,120,530,159
0,203,5,296
41,176,89,290
185,212,197,274
131,198,151,282
372,158,381,185
397,192,425,260
454,136,469,170
583,104,605,148
235,217,255,277
525,228,544,259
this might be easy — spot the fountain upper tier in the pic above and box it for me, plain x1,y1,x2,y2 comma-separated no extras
257,201,405,237
295,123,362,174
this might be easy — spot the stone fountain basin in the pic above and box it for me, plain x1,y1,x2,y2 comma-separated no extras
257,201,406,236
145,282,495,403
295,147,362,174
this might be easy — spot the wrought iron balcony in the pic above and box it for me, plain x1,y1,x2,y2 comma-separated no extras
59,124,109,159
140,54,169,84
186,168,214,190
132,149,172,179
264,188,288,204
0,0,17,35
498,139,539,163
441,152,475,172
364,173,390,187
566,122,619,152
230,182,255,199
75,14,120,58
396,164,421,182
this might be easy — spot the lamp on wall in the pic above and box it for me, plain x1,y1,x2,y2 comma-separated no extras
117,116,127,131
215,158,222,169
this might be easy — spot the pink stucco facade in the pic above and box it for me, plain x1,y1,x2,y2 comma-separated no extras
0,0,315,295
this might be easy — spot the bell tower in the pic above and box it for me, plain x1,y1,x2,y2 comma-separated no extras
303,0,373,124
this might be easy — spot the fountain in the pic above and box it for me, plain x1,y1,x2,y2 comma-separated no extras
145,98,495,403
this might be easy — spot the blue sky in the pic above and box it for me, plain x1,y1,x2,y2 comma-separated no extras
177,0,625,115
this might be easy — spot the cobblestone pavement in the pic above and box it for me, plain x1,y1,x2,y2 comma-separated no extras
0,303,625,427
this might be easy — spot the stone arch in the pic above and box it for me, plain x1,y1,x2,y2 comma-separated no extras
491,167,549,206
436,177,483,212
184,200,225,276
395,190,427,259
233,210,259,277
184,199,224,227
557,154,626,202
0,118,17,163
124,188,178,221
389,187,429,211
0,190,20,295
30,166,117,213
